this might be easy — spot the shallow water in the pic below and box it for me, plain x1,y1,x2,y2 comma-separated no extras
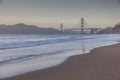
0,34,120,79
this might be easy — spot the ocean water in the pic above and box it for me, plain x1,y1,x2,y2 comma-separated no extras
0,34,120,79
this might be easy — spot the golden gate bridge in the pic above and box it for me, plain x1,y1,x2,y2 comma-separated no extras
60,18,103,34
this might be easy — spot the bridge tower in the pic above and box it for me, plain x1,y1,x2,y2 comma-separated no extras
81,18,85,34
60,23,64,32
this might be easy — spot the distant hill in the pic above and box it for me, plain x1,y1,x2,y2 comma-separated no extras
0,23,61,34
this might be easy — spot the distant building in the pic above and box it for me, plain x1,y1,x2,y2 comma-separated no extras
113,22,120,32
97,27,112,34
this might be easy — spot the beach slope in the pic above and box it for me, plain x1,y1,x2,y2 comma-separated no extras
3,44,120,80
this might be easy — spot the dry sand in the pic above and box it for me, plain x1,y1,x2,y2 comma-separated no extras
3,44,120,80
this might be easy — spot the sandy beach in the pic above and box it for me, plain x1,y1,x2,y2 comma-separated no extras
3,43,120,80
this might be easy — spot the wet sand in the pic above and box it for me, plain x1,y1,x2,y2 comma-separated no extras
3,43,120,80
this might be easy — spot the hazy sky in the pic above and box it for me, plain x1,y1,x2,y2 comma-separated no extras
0,0,120,29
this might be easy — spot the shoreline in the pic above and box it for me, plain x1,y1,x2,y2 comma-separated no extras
3,43,120,80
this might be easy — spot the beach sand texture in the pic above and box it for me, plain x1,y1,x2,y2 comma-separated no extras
3,44,120,80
